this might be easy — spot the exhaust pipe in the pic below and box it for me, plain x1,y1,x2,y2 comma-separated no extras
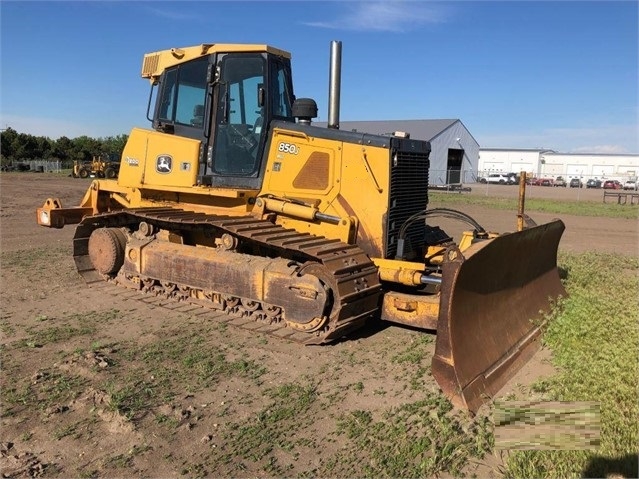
328,40,342,129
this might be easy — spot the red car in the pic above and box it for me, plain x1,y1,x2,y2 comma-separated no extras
530,178,553,186
603,180,622,189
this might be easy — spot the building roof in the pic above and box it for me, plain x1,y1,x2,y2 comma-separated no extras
480,147,556,153
315,119,477,145
542,152,639,158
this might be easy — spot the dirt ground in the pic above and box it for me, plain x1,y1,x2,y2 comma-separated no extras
0,173,636,478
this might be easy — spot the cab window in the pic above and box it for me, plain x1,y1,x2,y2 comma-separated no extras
157,57,208,128
271,61,294,120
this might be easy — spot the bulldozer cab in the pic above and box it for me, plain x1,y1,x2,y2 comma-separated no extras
134,46,295,189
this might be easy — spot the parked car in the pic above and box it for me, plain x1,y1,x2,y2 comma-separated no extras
569,178,583,188
603,180,623,190
553,176,567,187
623,179,638,191
586,179,602,189
479,173,509,184
505,172,519,185
530,177,553,186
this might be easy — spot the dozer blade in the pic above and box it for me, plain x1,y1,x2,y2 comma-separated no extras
431,219,566,413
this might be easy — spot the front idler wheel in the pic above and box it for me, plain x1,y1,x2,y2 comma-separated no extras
88,228,127,276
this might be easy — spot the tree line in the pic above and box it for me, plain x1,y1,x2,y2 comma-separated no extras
0,127,128,168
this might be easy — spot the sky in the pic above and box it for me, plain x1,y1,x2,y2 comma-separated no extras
1,0,637,153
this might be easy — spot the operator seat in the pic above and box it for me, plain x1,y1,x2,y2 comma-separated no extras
191,104,204,127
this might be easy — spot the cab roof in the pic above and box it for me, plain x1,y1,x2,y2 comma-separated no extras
141,43,291,82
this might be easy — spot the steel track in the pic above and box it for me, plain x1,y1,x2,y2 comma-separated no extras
72,208,382,345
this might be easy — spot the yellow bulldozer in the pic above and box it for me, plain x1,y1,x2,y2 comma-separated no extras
36,41,565,413
72,154,120,179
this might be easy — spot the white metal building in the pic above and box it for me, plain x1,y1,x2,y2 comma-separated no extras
478,148,555,177
539,152,639,182
318,119,480,185
479,148,639,182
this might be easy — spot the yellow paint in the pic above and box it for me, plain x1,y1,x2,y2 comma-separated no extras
119,128,199,189
260,126,392,258
141,44,291,83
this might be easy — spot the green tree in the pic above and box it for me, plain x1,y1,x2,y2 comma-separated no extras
13,133,39,160
0,127,18,161
101,134,128,160
52,136,73,161
70,136,101,162
0,129,128,167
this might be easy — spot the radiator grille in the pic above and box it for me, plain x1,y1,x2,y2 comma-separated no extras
385,146,430,259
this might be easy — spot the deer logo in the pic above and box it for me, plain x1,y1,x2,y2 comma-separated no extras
156,155,172,174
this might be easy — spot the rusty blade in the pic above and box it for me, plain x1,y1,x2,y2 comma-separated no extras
431,219,566,413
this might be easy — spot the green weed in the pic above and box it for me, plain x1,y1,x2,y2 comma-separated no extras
105,379,155,420
17,310,119,348
0,319,15,336
102,453,133,469
1,370,87,415
329,392,493,477
505,252,639,478
0,245,69,269
53,423,80,440
391,334,434,364
214,381,318,468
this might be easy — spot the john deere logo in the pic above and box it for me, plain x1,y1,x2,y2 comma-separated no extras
156,155,172,174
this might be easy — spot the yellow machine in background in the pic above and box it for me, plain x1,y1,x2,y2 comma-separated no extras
37,41,565,412
72,154,120,179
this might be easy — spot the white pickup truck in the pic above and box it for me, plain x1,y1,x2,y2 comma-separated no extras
623,178,638,191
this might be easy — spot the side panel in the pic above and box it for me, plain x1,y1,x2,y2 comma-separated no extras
265,130,338,200
259,127,392,257
118,128,200,189
336,142,391,258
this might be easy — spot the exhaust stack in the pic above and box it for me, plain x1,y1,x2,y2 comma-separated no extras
328,40,342,129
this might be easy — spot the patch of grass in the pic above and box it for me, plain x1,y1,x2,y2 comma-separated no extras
0,319,16,336
327,392,493,477
390,335,434,365
154,413,180,429
430,191,639,219
105,378,156,420
505,252,639,478
19,324,94,348
215,381,318,468
179,462,207,478
0,245,69,269
16,310,119,348
1,369,87,415
351,381,364,394
78,468,100,479
138,332,266,387
100,331,268,419
102,453,133,469
390,335,433,391
53,422,80,440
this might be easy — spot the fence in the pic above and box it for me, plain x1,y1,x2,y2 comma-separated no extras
429,169,480,185
1,160,64,173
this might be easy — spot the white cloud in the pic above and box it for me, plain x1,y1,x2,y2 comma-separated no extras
304,1,449,33
142,6,200,21
570,145,630,154
477,124,639,154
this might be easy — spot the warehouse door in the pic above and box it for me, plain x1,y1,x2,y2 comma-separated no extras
447,148,464,184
